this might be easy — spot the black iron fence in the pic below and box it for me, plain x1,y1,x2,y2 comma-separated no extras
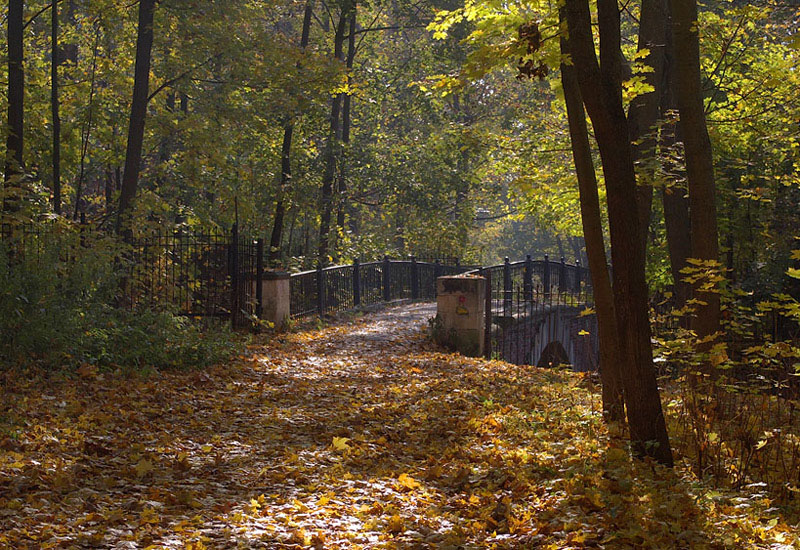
467,255,595,366
2,222,261,329
290,257,471,318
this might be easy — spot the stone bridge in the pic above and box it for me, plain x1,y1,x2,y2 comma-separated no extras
492,305,599,372
435,268,598,372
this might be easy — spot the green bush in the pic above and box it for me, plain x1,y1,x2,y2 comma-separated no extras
0,228,241,371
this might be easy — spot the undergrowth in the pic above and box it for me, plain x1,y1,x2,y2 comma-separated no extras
0,228,242,372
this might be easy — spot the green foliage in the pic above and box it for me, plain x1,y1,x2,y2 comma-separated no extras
0,229,239,371
653,249,800,498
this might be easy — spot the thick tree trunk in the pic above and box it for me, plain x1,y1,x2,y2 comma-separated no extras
4,0,25,212
627,0,668,258
269,0,314,265
52,0,61,215
318,4,349,264
660,33,693,315
669,0,721,349
116,0,156,235
560,15,625,422
565,0,673,466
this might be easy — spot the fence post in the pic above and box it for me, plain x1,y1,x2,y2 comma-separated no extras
383,255,391,302
256,239,264,318
543,254,551,295
230,223,239,328
574,259,582,295
411,256,419,300
560,256,567,294
524,254,533,301
484,268,492,359
503,257,512,317
434,260,442,298
353,258,361,307
316,263,324,315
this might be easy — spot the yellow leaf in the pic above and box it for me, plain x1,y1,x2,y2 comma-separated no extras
332,436,350,451
397,473,421,491
386,514,404,533
135,458,154,479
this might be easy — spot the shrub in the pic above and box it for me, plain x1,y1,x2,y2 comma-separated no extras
0,226,241,371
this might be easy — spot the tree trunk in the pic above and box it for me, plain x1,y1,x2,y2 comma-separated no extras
660,32,693,316
4,0,25,212
335,4,357,253
669,0,721,349
269,0,314,265
52,0,62,215
565,0,673,466
318,4,349,264
74,28,100,221
559,13,625,422
116,0,156,235
627,0,668,258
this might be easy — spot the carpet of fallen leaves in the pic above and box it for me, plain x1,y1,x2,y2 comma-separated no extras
2,303,800,549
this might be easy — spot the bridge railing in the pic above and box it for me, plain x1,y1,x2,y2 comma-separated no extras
464,255,594,368
289,257,471,318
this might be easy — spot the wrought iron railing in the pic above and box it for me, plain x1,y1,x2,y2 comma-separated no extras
289,257,470,318
464,256,594,366
2,221,262,329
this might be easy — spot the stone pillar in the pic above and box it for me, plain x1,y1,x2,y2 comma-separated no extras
260,271,290,330
435,275,486,357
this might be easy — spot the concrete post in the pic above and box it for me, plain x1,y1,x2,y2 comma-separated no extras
260,270,291,330
435,275,486,357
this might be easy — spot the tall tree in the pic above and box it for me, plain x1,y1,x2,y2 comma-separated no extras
564,0,673,465
627,0,668,257
116,0,157,234
4,0,25,212
52,0,62,215
318,2,350,264
269,0,315,265
669,0,721,349
335,3,357,253
558,10,625,422
661,25,693,316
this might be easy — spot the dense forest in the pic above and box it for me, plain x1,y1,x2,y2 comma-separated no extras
2,0,800,547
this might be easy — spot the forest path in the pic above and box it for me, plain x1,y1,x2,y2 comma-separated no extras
2,304,725,549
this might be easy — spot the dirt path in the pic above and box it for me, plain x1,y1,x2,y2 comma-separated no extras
2,303,744,549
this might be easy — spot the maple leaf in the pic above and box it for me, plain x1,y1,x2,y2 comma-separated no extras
397,473,421,491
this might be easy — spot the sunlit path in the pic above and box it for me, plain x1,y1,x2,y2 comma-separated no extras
2,303,795,549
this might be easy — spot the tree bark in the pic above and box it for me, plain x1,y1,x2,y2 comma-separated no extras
318,3,350,264
565,0,673,466
269,0,314,265
74,27,100,221
660,29,693,315
627,0,668,258
116,0,156,235
4,0,25,212
669,0,721,349
52,0,61,215
335,4,357,254
559,11,625,422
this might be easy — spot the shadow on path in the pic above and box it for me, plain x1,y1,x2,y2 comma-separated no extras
0,303,788,549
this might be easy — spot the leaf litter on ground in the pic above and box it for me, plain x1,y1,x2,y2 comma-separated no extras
1,303,799,549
